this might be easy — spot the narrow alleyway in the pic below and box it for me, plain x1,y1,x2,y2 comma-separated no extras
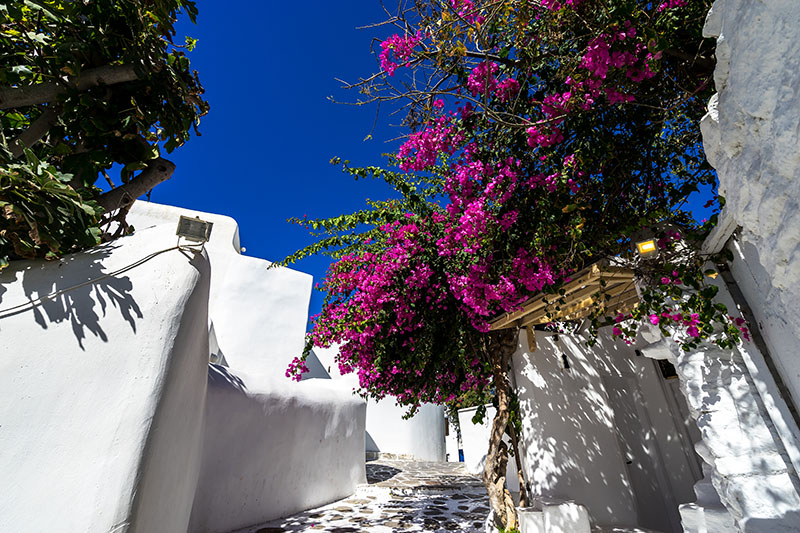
236,460,490,533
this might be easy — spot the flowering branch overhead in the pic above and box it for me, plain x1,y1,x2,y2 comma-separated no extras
279,1,740,528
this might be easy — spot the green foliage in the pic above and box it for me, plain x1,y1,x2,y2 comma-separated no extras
0,0,207,268
0,149,101,264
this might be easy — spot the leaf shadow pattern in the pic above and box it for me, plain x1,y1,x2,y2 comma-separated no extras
512,328,707,532
0,242,145,350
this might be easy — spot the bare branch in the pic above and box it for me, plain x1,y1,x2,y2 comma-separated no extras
0,64,139,110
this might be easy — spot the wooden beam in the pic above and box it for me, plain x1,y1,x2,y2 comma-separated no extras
525,326,537,352
489,260,639,331
519,280,635,328
490,263,602,330
599,291,640,314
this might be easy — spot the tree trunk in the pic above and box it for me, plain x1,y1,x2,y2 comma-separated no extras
483,327,519,531
509,422,529,508
97,157,175,212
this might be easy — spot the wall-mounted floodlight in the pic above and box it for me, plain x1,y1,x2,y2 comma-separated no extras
176,216,213,243
636,239,658,258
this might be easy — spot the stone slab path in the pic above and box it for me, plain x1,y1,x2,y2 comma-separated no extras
235,460,490,533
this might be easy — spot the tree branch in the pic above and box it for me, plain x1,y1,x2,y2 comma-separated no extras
662,48,715,72
97,157,175,212
9,108,59,159
0,64,139,110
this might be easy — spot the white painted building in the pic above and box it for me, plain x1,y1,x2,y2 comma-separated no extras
0,202,366,533
310,344,447,462
2,2,800,532
498,2,800,532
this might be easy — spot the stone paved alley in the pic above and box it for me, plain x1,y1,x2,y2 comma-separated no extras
237,460,490,533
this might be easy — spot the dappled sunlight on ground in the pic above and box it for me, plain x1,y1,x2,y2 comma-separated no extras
237,460,489,533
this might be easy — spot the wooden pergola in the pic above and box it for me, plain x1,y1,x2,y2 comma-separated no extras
489,260,640,350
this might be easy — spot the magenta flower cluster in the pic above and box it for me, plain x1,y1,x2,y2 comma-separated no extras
397,116,461,172
285,356,309,382
449,0,485,25
656,0,687,12
380,31,422,76
301,213,514,405
467,61,499,96
540,0,583,11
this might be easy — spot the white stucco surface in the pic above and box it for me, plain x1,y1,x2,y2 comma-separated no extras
700,0,800,414
188,369,366,533
209,253,312,376
445,418,461,462
640,271,800,532
312,345,447,462
129,202,314,376
457,405,519,495
695,3,800,527
0,200,371,532
511,328,700,531
365,399,446,462
0,226,211,532
126,203,369,532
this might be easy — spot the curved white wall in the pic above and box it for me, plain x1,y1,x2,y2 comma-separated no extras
312,345,447,461
0,201,369,532
188,370,366,533
128,203,368,531
0,226,211,532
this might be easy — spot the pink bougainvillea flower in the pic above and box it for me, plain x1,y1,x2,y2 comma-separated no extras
379,32,422,76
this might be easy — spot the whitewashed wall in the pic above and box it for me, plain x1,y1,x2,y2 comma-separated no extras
0,226,211,533
0,202,368,532
445,419,461,462
700,0,800,412
188,371,366,532
512,328,701,531
366,398,446,461
312,345,447,461
457,405,519,494
127,203,368,532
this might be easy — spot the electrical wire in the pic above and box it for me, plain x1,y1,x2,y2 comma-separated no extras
0,240,205,320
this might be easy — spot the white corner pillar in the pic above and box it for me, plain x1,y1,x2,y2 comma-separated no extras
640,332,800,532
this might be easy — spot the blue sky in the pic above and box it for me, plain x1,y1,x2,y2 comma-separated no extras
158,3,405,316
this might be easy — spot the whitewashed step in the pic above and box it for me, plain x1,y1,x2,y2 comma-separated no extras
518,507,545,533
679,502,737,533
518,499,592,533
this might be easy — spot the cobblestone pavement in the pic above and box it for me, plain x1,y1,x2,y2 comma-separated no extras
236,460,490,533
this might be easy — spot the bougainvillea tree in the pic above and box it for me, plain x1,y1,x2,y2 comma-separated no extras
280,1,746,528
0,1,207,269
